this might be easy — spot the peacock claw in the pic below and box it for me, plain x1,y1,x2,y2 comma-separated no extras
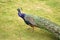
27,27,34,32
27,27,31,30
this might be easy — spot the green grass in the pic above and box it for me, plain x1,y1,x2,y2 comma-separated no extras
0,0,60,40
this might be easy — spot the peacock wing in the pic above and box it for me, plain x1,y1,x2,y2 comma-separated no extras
24,15,37,25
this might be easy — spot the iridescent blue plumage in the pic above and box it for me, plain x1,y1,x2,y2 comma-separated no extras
17,8,34,26
17,8,25,19
18,13,25,19
17,8,60,39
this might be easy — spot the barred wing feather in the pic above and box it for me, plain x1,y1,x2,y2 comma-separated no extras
24,15,37,26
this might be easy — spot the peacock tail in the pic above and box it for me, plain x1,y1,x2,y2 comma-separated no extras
17,8,60,39
24,14,60,39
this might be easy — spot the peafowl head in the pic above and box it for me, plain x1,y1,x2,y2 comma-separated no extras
17,8,25,19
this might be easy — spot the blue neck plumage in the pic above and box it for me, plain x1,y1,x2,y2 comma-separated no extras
17,9,25,19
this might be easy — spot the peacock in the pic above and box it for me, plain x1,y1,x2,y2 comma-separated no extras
17,8,60,39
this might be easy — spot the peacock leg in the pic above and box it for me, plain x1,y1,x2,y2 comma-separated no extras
31,26,34,32
27,27,31,30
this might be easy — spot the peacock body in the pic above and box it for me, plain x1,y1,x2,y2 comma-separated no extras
17,8,60,39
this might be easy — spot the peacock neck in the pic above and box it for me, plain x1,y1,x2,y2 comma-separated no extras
18,12,25,19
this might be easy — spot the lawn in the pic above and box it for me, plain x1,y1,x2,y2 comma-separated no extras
0,0,60,40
